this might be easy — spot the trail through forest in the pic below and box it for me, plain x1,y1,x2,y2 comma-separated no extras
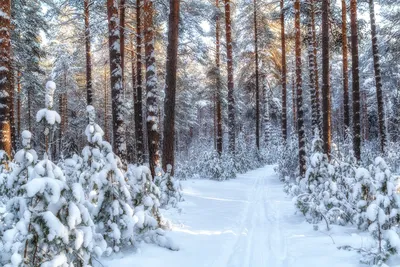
101,165,366,267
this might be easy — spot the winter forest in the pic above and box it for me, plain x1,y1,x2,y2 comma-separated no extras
1,0,400,266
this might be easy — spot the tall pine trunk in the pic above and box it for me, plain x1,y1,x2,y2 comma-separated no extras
224,0,235,153
342,0,350,132
215,0,223,155
107,0,127,161
84,0,93,105
120,0,126,93
135,0,144,164
311,1,321,129
295,0,306,176
162,0,180,175
253,0,260,150
280,0,287,142
307,0,318,131
322,0,331,156
144,0,160,177
0,0,12,157
350,0,361,161
369,0,386,153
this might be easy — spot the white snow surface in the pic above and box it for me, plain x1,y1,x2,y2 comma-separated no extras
98,165,381,267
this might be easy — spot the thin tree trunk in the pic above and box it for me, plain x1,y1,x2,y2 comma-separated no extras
369,0,386,153
253,0,260,150
311,1,321,130
104,65,109,142
120,0,126,93
307,0,318,131
162,0,180,175
0,0,12,157
28,87,32,133
107,0,127,161
17,71,21,147
295,0,306,176
292,74,296,130
84,0,93,105
280,0,287,142
215,0,223,155
9,65,15,153
322,0,331,156
135,0,144,164
144,0,160,177
350,0,361,161
342,0,350,132
130,33,137,162
224,0,236,153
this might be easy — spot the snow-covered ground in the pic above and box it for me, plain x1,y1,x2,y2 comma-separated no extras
99,165,400,267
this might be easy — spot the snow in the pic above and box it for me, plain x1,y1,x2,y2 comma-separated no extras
99,165,365,267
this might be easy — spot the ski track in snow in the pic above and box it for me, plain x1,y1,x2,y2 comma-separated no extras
101,165,366,267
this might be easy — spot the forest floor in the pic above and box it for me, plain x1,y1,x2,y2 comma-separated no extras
99,165,400,267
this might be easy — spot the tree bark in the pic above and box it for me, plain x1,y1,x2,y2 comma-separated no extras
369,0,386,153
0,0,12,157
120,0,126,93
215,0,223,155
84,0,93,105
107,0,127,161
307,0,318,132
135,0,144,165
350,0,361,161
280,0,287,142
224,0,235,153
295,0,306,176
311,1,321,130
253,0,260,150
342,0,350,132
162,0,180,175
322,0,331,156
144,0,160,177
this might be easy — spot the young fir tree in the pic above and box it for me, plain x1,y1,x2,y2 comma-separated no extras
155,164,183,209
82,105,136,255
126,164,179,251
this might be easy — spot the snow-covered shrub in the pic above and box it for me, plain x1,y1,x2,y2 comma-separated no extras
155,165,183,209
126,165,178,251
0,150,10,199
276,136,298,184
353,167,376,231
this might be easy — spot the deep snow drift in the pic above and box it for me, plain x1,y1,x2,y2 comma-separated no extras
99,165,400,267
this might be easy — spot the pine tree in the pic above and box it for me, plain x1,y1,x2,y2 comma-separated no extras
341,0,350,132
84,0,93,105
280,0,287,142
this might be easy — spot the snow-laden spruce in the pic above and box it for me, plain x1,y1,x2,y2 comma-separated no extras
155,164,183,209
126,164,179,251
81,105,136,255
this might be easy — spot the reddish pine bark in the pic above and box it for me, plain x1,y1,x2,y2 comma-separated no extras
162,0,180,175
0,0,12,157
224,0,236,153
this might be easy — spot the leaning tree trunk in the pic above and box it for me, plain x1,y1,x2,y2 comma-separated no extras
84,0,93,105
224,0,236,153
107,0,127,162
369,0,386,153
0,0,12,157
144,0,160,177
350,0,361,161
135,0,144,164
295,0,306,176
162,0,180,175
253,0,260,150
342,0,350,133
280,0,287,142
322,0,331,156
215,0,223,155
